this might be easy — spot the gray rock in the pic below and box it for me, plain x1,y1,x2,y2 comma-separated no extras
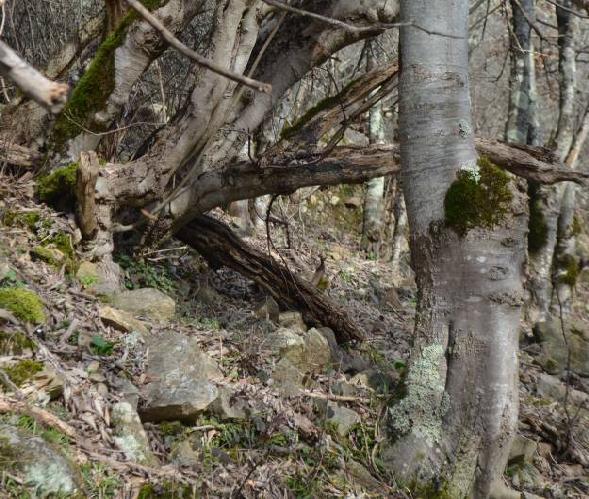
0,424,83,496
209,385,248,420
271,357,305,397
317,401,360,436
111,288,176,323
533,317,589,376
281,327,330,373
170,439,199,467
266,327,305,355
278,311,307,332
508,435,537,464
112,377,141,410
111,402,158,466
139,332,222,422
254,296,279,323
344,459,381,492
317,327,370,373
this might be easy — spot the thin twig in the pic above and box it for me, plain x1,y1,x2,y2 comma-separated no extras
125,0,271,94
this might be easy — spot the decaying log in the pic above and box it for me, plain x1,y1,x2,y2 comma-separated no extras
76,151,100,240
0,41,68,113
178,215,366,344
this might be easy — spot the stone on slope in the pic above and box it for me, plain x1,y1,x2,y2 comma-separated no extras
533,317,589,376
110,288,176,323
139,332,222,422
278,311,307,332
111,402,158,466
0,424,83,496
99,305,149,334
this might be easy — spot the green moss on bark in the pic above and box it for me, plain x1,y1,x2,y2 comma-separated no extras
444,157,512,236
51,0,169,148
556,254,579,287
527,182,548,254
36,163,78,206
0,288,45,324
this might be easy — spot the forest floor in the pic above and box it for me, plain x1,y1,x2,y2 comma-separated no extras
0,172,587,498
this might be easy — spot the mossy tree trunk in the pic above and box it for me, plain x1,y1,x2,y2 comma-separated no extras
380,1,527,496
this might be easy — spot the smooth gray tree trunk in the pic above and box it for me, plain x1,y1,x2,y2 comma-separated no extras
381,1,527,496
528,0,577,323
551,2,579,315
362,41,386,256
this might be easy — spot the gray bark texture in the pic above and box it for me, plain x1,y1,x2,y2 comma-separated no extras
361,41,386,256
380,1,527,496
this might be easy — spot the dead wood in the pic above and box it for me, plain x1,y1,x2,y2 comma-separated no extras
177,215,366,344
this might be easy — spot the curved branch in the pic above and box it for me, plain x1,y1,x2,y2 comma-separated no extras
0,41,67,113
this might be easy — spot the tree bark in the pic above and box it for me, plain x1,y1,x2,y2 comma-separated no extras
177,215,365,344
380,1,526,496
361,41,387,257
527,0,577,322
0,41,68,113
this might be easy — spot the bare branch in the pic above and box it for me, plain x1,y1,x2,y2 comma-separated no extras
0,41,67,113
124,0,272,94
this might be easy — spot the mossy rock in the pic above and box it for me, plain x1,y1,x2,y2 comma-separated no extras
444,157,512,236
4,359,44,387
0,287,46,324
31,246,66,268
0,424,84,496
0,331,36,355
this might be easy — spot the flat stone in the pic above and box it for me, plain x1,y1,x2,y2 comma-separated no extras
316,400,360,436
111,288,176,323
99,305,149,334
209,385,248,420
536,373,589,406
111,402,158,466
139,332,222,422
0,424,83,496
271,357,304,397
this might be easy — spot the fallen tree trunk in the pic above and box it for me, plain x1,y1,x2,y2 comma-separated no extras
177,215,366,344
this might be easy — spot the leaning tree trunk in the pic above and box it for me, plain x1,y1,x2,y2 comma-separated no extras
380,1,527,496
361,41,386,256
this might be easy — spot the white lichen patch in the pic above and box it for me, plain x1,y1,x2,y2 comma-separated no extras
25,461,78,495
389,343,448,445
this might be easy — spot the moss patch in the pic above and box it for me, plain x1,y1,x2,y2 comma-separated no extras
2,211,41,231
36,163,78,206
4,360,44,387
444,157,512,236
0,331,36,355
527,182,548,254
556,254,579,287
0,288,45,324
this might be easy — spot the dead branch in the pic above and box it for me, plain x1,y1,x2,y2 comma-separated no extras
124,0,272,94
0,395,78,438
177,215,366,344
76,151,100,240
0,41,68,113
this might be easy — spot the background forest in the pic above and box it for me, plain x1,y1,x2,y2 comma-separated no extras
0,0,588,497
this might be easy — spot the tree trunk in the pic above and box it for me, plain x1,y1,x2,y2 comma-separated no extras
362,41,386,256
528,0,577,323
380,1,527,496
177,215,365,344
550,1,579,315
